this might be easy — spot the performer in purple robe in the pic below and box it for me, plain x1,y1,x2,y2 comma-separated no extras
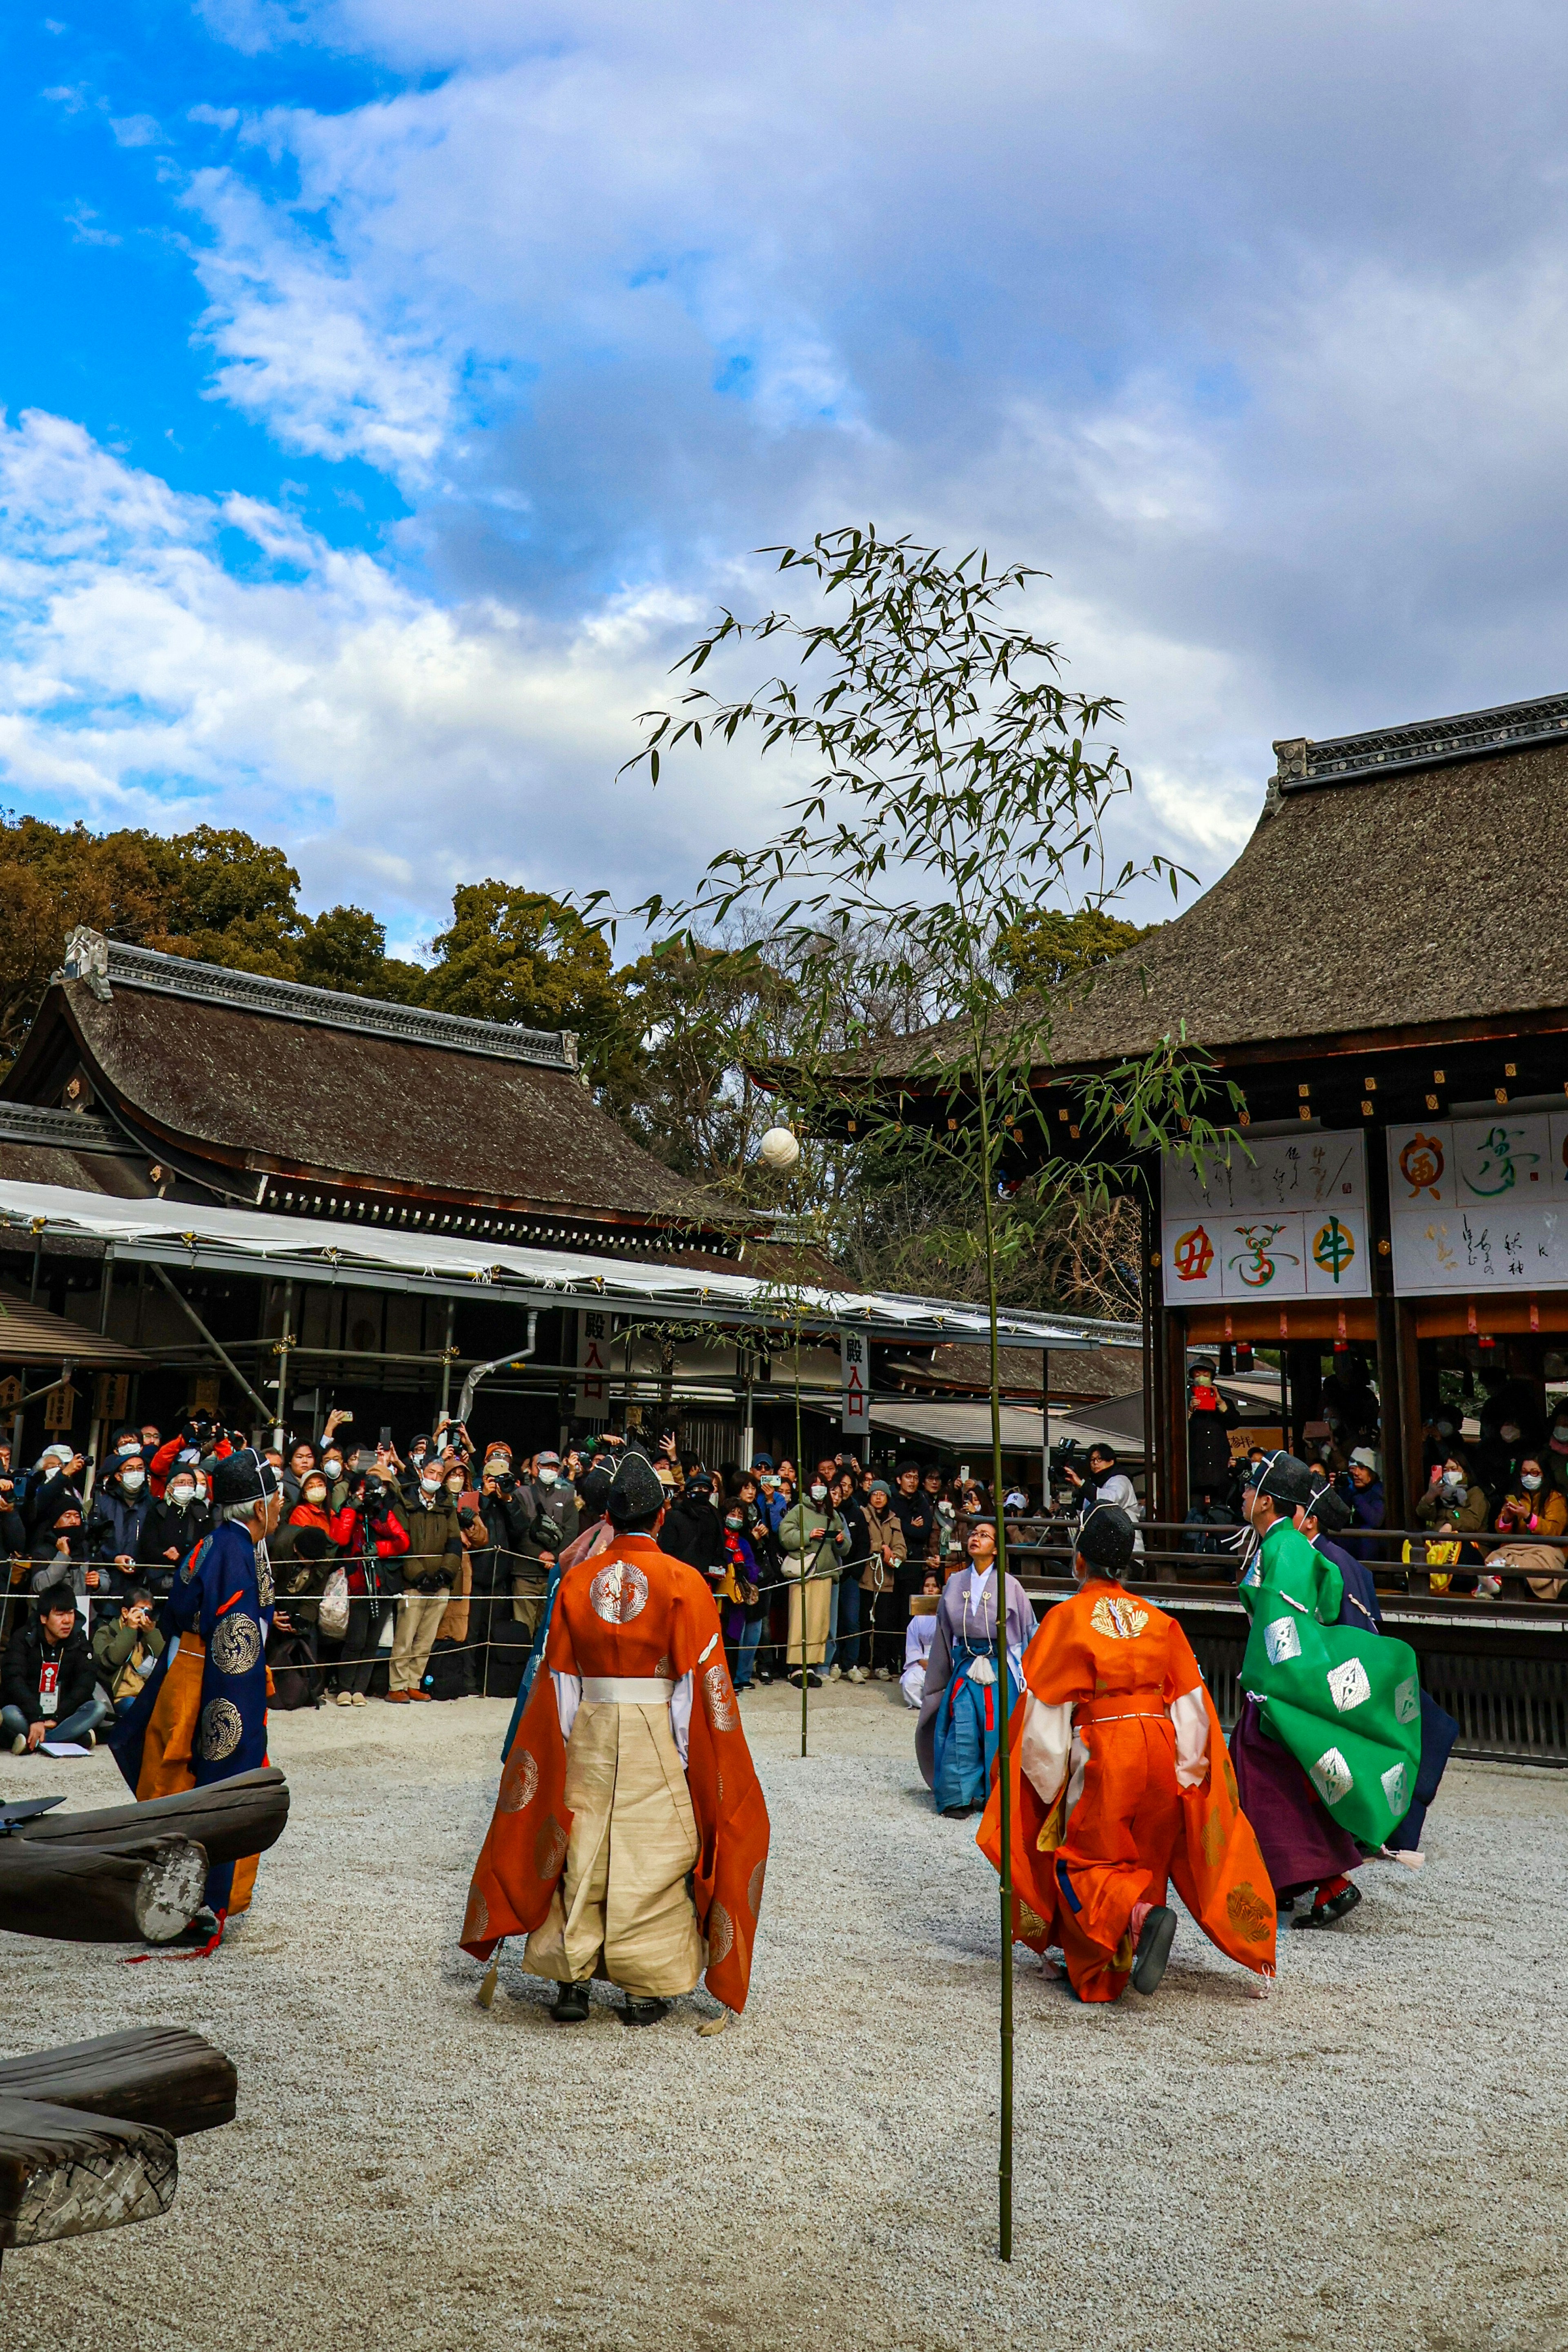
915,1522,1036,1817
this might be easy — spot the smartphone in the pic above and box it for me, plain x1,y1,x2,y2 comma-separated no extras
379,1425,393,1449
336,1409,354,1425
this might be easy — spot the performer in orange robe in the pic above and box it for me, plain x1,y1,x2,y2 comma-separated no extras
978,1504,1276,2002
461,1451,770,2025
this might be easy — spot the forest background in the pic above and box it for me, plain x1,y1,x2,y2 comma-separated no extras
0,813,1149,1318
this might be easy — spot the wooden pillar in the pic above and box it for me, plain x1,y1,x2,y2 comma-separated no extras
1396,1299,1423,1535
1163,1304,1187,1528
1139,1186,1158,1518
1365,1123,1408,1527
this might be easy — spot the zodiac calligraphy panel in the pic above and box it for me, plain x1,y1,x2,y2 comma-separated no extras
1386,1116,1568,1292
1160,1133,1370,1301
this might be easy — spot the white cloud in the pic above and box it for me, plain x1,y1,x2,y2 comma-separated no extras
0,408,762,930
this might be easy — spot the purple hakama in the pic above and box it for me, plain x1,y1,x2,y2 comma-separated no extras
1229,1697,1363,1899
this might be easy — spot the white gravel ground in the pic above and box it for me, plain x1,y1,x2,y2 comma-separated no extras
2,1683,1566,2352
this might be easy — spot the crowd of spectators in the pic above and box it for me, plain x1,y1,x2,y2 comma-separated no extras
0,1407,1078,1744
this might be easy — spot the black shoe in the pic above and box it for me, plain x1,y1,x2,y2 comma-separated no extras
621,1995,669,2028
1131,1904,1178,1995
806,1673,822,1689
941,1804,970,1818
550,1980,591,2024
1291,1883,1363,1929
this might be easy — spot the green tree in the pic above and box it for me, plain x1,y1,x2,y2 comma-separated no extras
423,880,638,1093
612,523,1242,2260
1000,903,1152,992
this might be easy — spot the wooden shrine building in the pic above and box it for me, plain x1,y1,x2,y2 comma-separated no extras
0,931,1128,1466
842,686,1568,1528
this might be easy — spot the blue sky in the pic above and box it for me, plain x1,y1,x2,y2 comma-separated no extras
4,2,1568,955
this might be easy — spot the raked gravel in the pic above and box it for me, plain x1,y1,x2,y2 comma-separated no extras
1,1682,1565,2352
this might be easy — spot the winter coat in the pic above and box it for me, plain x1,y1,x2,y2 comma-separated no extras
91,1612,166,1705
136,1495,213,1586
515,1479,579,1573
776,1500,841,1581
661,1491,727,1576
87,1480,151,1563
2,1614,95,1725
860,1505,909,1592
401,1495,463,1594
1187,1395,1240,1495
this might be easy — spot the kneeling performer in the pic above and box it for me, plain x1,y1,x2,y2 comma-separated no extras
461,1451,770,2026
978,1504,1276,2002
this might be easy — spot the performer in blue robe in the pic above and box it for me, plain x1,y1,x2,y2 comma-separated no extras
915,1521,1036,1817
108,1447,280,1945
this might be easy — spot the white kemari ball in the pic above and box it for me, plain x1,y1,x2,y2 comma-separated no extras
758,1125,801,1171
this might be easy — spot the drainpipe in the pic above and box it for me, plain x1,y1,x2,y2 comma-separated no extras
453,1310,539,1431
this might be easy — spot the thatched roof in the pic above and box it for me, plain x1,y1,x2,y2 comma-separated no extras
851,689,1568,1085
4,937,742,1240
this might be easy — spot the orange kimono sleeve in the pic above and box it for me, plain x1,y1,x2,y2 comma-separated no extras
1161,1619,1277,1979
675,1572,771,2015
459,1661,572,1963
975,1603,1084,1955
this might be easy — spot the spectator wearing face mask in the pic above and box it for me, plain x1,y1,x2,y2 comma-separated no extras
1491,1455,1568,1598
24,1444,86,1537
510,1450,579,1641
316,1439,351,1512
716,1485,767,1690
27,1502,95,1607
1416,1448,1490,1591
388,1460,463,1702
87,1451,152,1603
2,1584,105,1753
1338,1448,1385,1563
136,1466,212,1596
777,1472,840,1689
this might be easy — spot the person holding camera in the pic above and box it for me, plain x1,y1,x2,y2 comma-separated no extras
91,1585,165,1715
511,1449,579,1641
389,1459,463,1702
329,1469,410,1705
466,1449,529,1685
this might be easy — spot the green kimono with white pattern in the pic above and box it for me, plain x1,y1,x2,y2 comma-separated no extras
1238,1516,1422,1849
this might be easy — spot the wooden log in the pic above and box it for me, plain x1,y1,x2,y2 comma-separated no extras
0,1837,208,1944
16,1765,289,1867
0,2028,236,2139
0,2094,176,2249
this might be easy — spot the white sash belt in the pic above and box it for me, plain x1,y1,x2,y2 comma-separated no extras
581,1676,676,1704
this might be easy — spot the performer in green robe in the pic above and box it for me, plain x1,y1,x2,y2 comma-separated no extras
1237,1455,1422,1854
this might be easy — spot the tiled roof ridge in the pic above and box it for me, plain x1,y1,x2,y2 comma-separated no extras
0,1103,134,1156
1272,686,1568,796
58,930,579,1072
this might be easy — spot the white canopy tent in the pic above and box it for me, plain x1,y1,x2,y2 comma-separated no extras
0,1177,1133,1354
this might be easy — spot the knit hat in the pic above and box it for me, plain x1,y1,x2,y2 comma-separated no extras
607,1449,665,1525
1077,1503,1135,1575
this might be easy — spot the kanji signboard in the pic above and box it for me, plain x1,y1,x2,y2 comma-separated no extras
1160,1133,1370,1302
1387,1114,1568,1293
840,1331,870,1435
